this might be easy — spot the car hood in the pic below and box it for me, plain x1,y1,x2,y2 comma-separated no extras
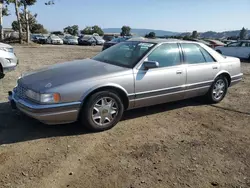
19,59,130,92
0,42,13,48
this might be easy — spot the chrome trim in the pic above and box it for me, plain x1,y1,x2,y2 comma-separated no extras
133,85,210,101
130,80,213,100
231,73,243,80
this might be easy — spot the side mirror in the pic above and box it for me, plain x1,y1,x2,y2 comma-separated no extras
143,61,159,69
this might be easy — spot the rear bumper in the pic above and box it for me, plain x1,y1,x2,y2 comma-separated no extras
8,91,81,125
230,73,243,86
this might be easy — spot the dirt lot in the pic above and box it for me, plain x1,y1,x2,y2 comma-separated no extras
0,45,249,188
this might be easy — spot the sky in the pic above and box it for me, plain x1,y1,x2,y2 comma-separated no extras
3,0,250,32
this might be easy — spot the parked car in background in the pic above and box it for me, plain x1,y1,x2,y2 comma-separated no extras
46,35,63,45
215,40,250,60
185,38,213,48
102,37,129,51
221,39,237,44
78,35,97,46
103,35,114,42
9,39,242,131
205,39,225,48
0,42,18,78
32,34,47,44
93,36,105,45
63,36,78,45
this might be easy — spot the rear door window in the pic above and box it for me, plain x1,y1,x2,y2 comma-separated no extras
181,43,206,64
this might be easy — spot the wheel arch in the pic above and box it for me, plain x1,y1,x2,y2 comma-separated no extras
77,84,130,119
214,71,231,86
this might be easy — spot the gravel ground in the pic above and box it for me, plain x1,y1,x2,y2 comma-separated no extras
0,45,249,188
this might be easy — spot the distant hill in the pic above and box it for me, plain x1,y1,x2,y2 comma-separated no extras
103,28,179,36
179,30,250,39
103,28,250,39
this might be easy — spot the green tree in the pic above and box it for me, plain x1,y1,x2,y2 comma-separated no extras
45,0,54,5
64,25,79,36
183,35,191,40
121,26,131,36
191,30,198,38
51,31,63,35
239,27,248,40
31,23,47,33
12,12,47,34
145,32,156,38
80,25,104,36
11,20,18,31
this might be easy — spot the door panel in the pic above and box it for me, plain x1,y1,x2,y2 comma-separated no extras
133,66,186,108
133,43,186,108
185,63,220,98
181,43,220,99
237,42,250,59
222,42,241,57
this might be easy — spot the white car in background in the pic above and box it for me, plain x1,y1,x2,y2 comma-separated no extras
46,35,63,45
63,36,78,45
215,40,250,60
0,42,18,78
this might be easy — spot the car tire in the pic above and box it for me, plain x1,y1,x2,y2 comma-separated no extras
80,90,124,131
206,75,228,103
216,50,222,54
0,64,4,79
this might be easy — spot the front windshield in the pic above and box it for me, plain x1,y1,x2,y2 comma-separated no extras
51,36,60,39
68,36,77,39
92,41,156,68
94,36,103,40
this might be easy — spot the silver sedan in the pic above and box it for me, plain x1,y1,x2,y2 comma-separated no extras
9,39,243,131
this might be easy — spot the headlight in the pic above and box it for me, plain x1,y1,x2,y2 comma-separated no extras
25,90,61,103
0,47,14,53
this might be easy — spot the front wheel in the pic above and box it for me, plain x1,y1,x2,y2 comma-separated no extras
206,76,228,103
80,91,124,131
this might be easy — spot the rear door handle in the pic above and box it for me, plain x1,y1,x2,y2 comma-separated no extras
212,66,218,69
176,70,183,74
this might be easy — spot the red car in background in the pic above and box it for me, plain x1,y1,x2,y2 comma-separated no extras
205,39,225,48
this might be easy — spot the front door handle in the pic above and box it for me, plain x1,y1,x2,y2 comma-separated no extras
176,70,183,74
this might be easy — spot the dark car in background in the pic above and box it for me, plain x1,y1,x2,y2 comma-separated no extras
32,34,47,44
102,37,129,51
78,35,97,46
103,35,114,42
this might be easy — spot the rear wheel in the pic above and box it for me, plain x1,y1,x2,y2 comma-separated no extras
80,91,124,131
206,76,228,103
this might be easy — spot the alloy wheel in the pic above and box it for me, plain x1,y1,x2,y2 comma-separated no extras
212,79,226,100
91,97,118,126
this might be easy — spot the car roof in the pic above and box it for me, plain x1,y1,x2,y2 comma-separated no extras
127,37,206,45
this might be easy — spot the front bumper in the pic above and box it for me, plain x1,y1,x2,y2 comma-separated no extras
1,56,19,74
8,91,81,125
52,41,63,45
